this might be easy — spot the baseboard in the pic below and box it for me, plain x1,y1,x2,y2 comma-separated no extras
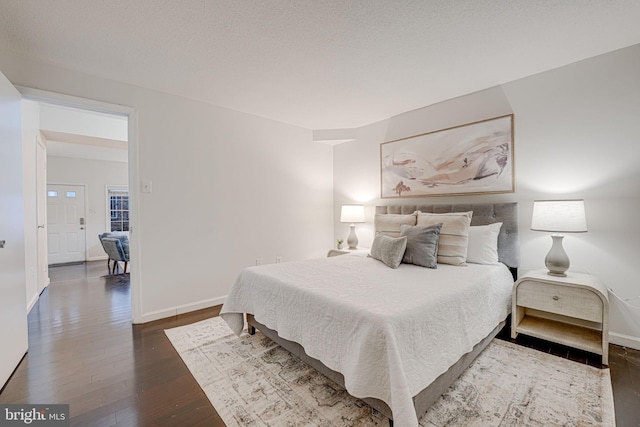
609,331,640,351
177,296,226,315
87,255,108,262
139,307,178,323
138,296,227,324
26,293,39,314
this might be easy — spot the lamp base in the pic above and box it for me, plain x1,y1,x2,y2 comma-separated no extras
346,224,358,250
547,271,567,277
545,234,570,277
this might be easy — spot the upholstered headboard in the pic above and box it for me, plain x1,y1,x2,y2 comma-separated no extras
375,202,520,275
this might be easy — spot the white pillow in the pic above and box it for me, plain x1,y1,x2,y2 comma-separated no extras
416,211,472,266
466,222,502,265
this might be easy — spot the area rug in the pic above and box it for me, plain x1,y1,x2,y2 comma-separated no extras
165,317,615,426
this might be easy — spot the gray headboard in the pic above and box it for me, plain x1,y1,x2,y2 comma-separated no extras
375,202,520,273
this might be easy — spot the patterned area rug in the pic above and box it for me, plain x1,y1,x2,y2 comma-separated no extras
165,317,615,427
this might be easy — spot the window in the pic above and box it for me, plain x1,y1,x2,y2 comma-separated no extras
66,191,76,198
47,191,58,197
108,187,129,232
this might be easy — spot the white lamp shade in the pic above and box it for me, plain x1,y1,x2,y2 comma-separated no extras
340,204,365,223
531,199,587,233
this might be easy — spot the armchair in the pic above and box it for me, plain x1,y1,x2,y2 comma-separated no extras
98,232,130,274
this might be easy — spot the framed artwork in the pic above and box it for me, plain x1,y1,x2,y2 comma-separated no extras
380,114,514,198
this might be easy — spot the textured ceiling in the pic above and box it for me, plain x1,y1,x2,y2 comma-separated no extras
1,0,639,130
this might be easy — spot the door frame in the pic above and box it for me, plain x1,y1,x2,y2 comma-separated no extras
18,86,142,324
36,134,49,294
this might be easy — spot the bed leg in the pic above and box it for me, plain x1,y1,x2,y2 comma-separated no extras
248,325,256,335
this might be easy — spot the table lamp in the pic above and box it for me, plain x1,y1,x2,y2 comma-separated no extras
340,204,365,250
531,199,587,277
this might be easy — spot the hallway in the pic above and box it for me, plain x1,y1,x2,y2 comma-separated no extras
0,261,224,426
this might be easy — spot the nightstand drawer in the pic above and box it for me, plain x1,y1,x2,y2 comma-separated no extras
517,280,603,322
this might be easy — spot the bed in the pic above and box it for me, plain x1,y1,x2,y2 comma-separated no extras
220,202,519,427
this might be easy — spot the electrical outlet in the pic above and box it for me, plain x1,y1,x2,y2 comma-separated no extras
256,258,263,266
276,256,282,263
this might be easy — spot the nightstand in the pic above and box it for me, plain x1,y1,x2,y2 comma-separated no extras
512,269,609,365
327,248,369,257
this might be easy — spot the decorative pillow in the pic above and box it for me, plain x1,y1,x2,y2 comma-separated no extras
369,233,408,269
467,222,502,265
374,213,417,237
416,211,473,265
400,224,442,269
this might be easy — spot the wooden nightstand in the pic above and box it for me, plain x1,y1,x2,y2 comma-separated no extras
327,248,369,257
512,269,609,365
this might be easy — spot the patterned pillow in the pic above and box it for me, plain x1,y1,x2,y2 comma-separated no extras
369,233,408,269
400,224,442,269
374,213,417,237
416,211,473,265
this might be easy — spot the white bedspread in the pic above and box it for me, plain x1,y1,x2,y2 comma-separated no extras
220,254,513,427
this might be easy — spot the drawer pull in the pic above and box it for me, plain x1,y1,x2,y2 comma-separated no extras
553,296,559,301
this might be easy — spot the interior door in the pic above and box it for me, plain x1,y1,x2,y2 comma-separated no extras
0,70,28,388
47,184,87,265
36,138,49,292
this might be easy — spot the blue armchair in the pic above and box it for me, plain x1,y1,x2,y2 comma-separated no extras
98,233,130,274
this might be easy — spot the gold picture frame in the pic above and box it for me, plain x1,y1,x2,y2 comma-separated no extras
380,114,514,198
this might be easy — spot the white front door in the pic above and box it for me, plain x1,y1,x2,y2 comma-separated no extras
47,184,87,265
0,70,28,388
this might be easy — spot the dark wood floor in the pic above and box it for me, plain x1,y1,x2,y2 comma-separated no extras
0,261,225,426
1,261,638,426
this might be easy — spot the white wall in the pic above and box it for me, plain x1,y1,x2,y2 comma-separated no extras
47,156,129,261
134,91,333,319
334,44,640,348
0,49,334,323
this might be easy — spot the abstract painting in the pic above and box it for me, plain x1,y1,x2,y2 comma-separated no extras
380,115,514,198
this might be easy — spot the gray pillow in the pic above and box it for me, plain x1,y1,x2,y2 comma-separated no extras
369,233,408,269
400,223,442,268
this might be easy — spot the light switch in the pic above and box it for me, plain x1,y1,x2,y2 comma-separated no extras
142,180,153,193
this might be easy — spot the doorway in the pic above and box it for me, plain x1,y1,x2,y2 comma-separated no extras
19,86,141,323
36,102,129,271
